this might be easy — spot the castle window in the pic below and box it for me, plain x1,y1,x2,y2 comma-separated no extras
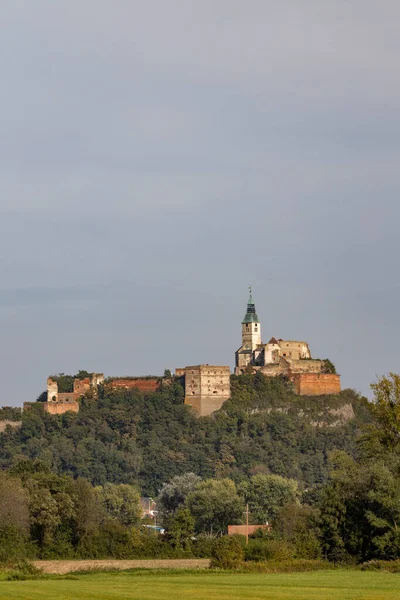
213,391,217,394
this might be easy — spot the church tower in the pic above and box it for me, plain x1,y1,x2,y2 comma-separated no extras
241,287,261,350
235,288,262,372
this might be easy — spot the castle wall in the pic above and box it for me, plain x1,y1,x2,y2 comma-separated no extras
109,378,160,393
286,359,324,374
47,378,58,401
73,378,91,396
44,399,80,415
277,341,311,360
291,373,341,396
183,365,231,416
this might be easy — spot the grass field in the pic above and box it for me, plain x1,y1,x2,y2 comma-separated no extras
0,570,400,600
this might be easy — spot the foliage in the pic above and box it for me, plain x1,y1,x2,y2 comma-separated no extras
157,473,201,517
317,452,400,562
239,474,299,523
95,483,141,527
322,359,337,374
186,479,244,535
164,508,195,549
0,374,369,497
0,407,22,420
210,535,244,569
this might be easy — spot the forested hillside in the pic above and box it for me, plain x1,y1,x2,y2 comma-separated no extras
0,373,370,496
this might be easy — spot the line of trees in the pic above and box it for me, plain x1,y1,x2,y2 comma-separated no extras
1,372,400,564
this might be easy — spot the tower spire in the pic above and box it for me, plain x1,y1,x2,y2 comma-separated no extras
242,287,259,323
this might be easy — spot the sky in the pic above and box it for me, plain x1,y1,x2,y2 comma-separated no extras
1,0,400,406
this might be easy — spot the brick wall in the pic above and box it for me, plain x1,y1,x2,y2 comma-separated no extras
291,373,341,396
109,378,161,392
228,524,270,536
73,378,91,396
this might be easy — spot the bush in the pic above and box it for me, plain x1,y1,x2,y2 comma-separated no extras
245,538,295,562
360,560,400,572
192,535,215,558
210,535,244,569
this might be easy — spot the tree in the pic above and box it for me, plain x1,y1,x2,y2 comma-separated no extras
164,508,195,549
24,471,77,552
366,373,400,450
239,474,299,524
96,483,142,527
74,478,103,540
318,451,400,562
210,535,244,569
186,478,244,535
0,471,30,560
157,473,201,517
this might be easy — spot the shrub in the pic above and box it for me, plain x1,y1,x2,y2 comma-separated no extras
245,538,295,562
192,534,215,557
360,560,400,572
210,535,244,569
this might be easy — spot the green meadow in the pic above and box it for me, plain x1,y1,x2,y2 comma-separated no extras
1,570,400,600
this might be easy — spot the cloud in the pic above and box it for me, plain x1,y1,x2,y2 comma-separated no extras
0,1,399,403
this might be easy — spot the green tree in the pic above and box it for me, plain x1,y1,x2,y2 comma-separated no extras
318,451,400,562
157,472,201,517
210,535,244,569
96,483,141,527
0,472,30,560
164,508,195,549
239,474,299,524
186,478,244,535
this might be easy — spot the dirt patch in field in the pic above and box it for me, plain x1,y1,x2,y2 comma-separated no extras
34,559,210,574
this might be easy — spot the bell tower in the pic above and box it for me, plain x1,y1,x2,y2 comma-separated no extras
241,287,261,350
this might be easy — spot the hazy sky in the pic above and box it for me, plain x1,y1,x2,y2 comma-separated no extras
1,1,399,406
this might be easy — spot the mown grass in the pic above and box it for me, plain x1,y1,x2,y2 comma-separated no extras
1,570,400,600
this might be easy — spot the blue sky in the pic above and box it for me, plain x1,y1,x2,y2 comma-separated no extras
1,1,399,405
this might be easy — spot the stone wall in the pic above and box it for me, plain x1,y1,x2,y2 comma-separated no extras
44,399,80,415
73,378,92,396
291,373,341,396
109,378,161,393
47,378,58,401
183,365,231,416
286,359,324,374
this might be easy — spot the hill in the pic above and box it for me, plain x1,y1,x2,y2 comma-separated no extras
0,373,371,495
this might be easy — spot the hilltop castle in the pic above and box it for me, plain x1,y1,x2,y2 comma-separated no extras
25,289,340,418
234,290,341,398
180,290,340,415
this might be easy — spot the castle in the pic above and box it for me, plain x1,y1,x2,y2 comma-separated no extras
180,289,340,416
24,289,340,418
234,289,341,396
